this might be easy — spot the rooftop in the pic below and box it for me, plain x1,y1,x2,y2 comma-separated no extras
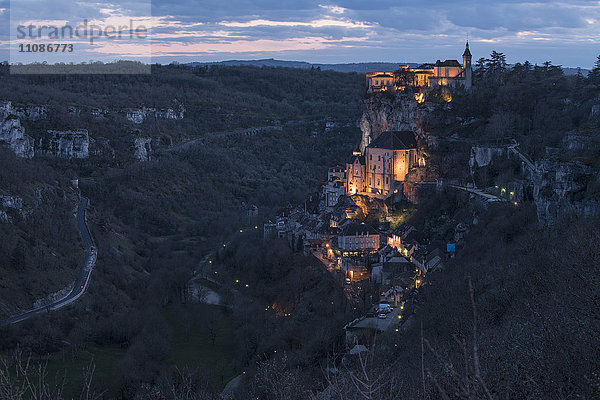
415,63,435,70
368,131,418,151
435,59,462,68
340,222,379,236
463,41,472,57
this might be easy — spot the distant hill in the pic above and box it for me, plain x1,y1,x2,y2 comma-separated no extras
563,67,589,76
186,58,588,75
186,59,412,73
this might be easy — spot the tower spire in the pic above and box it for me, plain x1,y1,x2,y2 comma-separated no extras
463,40,472,58
462,40,472,89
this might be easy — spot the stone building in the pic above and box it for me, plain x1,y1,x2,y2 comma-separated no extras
365,72,395,92
323,166,347,209
337,222,380,253
346,130,419,199
366,42,473,93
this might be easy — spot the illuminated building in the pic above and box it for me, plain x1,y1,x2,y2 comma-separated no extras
346,130,419,199
366,42,473,93
337,222,380,253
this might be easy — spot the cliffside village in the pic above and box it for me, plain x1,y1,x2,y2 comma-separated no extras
263,145,454,293
258,43,479,336
262,138,460,336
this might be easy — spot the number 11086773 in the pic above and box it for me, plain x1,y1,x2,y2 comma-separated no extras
19,43,74,52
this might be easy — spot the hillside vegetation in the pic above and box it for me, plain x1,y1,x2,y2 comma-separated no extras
0,64,363,397
0,57,599,398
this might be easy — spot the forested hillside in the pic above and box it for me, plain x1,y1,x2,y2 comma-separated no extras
0,64,364,397
0,57,599,399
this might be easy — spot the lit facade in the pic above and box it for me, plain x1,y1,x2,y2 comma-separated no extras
366,42,473,93
324,166,347,208
346,131,419,199
337,222,380,252
365,72,395,92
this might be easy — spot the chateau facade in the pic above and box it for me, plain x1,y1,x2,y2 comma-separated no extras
367,42,473,93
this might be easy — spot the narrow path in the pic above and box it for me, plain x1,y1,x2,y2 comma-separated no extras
449,185,505,202
158,125,282,154
0,196,97,326
508,143,536,172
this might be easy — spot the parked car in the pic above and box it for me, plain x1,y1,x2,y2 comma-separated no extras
377,304,393,314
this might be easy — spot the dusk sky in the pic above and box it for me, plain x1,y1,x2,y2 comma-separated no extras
1,0,599,68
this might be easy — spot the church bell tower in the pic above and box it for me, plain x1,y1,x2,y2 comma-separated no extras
463,41,472,89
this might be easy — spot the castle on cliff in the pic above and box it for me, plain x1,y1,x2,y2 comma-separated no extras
366,42,472,93
322,44,473,208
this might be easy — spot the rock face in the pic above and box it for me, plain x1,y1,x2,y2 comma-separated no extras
360,93,426,152
0,103,35,158
126,104,185,124
0,101,47,120
469,146,508,168
0,195,24,223
528,159,599,226
1,102,90,159
333,194,389,221
126,109,147,124
133,137,152,161
470,143,599,225
561,132,599,151
0,115,35,158
39,130,90,159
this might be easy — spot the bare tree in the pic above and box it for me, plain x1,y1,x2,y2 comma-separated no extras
0,347,64,400
78,360,105,400
320,338,403,400
423,277,494,400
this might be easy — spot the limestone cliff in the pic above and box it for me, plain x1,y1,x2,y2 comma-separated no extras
469,143,599,225
469,146,509,169
1,102,89,159
0,195,24,223
126,104,185,124
0,116,34,158
333,194,389,221
528,159,599,226
0,103,35,158
0,101,47,120
359,93,428,152
38,130,90,159
133,137,152,161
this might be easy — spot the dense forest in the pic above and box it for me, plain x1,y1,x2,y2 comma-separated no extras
0,64,364,397
0,55,599,399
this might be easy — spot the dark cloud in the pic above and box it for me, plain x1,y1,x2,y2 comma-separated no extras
446,3,589,31
0,0,598,67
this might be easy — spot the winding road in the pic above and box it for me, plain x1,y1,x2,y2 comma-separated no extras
0,196,96,327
